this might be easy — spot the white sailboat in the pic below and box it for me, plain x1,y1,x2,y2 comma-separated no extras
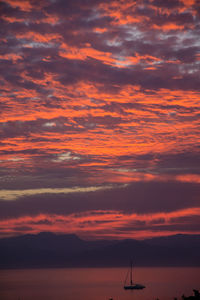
123,261,145,290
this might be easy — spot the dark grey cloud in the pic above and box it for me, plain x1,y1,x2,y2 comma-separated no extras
0,181,199,219
151,0,183,9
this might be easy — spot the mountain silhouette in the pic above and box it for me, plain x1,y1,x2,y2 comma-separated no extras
0,233,199,268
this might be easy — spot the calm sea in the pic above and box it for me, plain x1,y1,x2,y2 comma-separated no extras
0,267,199,300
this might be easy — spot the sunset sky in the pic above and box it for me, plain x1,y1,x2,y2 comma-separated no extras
0,0,200,240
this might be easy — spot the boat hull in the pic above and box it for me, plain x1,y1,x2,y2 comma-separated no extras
124,284,145,290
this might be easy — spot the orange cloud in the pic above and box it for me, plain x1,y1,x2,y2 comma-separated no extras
93,27,108,33
176,174,200,184
5,0,32,11
16,32,61,43
1,84,200,164
0,53,22,61
99,1,146,26
152,23,185,31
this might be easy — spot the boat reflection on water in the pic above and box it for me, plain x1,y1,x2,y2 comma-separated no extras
123,261,145,290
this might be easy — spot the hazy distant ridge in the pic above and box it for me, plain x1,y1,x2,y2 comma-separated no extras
0,233,199,268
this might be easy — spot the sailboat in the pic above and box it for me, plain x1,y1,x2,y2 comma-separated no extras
124,261,145,290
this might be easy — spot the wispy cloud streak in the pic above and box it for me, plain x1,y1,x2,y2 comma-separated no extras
0,184,127,201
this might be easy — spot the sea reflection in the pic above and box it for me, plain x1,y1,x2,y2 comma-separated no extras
0,267,200,300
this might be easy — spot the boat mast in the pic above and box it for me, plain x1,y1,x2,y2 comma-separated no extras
130,260,133,285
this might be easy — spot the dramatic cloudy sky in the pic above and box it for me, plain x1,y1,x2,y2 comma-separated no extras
0,0,200,239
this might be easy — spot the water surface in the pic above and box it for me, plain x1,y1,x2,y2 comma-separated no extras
0,267,199,300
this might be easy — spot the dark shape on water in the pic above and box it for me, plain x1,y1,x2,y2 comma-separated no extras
123,260,145,290
182,289,200,300
155,290,200,300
